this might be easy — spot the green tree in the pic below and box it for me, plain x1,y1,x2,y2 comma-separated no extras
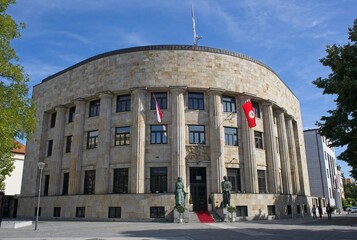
0,0,35,190
313,18,357,179
344,183,357,200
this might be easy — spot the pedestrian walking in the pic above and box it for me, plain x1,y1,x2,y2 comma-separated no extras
312,205,317,219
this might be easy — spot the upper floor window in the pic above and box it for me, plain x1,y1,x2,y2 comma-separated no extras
252,101,261,118
68,107,75,123
87,130,98,149
151,92,167,110
189,125,205,144
65,135,72,153
254,131,264,149
89,100,100,117
115,127,130,146
47,139,53,156
188,92,204,110
117,95,131,112
150,125,167,144
50,112,56,128
222,96,236,113
224,127,238,146
84,170,95,194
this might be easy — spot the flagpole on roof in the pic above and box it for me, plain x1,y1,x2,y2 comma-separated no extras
191,4,203,46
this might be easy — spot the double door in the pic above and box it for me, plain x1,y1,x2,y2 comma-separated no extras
190,167,207,211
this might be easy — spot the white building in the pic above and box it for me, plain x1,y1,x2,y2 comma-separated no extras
2,142,25,218
304,129,342,212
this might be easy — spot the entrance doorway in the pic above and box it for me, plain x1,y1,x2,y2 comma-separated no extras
190,167,207,211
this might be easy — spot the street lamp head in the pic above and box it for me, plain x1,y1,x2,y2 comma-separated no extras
37,162,46,170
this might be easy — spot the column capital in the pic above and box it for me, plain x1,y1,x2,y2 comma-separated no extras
54,105,67,111
73,98,87,105
130,87,147,94
239,93,256,102
275,108,287,115
169,86,187,93
98,91,113,99
261,100,276,107
207,88,225,96
285,115,294,121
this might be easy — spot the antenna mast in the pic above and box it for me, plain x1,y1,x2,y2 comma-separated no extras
191,5,202,46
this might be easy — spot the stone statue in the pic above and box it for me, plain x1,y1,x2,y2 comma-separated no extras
222,176,232,208
175,177,186,207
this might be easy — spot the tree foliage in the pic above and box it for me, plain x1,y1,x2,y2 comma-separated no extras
313,18,357,179
344,183,357,200
0,0,35,190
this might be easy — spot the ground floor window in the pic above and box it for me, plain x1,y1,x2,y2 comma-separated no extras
268,205,276,215
76,207,85,218
297,205,301,214
150,207,165,218
34,207,41,216
53,207,61,217
108,207,121,218
287,205,292,215
236,206,248,217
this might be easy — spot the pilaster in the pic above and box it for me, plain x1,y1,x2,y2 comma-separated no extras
239,96,258,193
262,101,280,193
276,109,293,194
49,105,66,195
170,87,187,191
131,88,146,193
96,92,113,194
208,89,225,193
286,115,301,194
69,98,86,195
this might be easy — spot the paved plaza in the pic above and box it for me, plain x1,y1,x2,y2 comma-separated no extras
1,213,357,240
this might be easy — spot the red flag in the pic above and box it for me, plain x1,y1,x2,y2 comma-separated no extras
242,101,256,128
153,94,163,123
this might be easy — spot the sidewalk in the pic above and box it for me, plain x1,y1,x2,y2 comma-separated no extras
1,212,356,240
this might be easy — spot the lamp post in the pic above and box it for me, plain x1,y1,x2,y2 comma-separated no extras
35,162,46,230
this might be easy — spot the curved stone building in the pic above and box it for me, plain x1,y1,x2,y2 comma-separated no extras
18,45,311,221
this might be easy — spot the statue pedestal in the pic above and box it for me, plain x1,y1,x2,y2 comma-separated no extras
217,208,229,222
217,208,237,222
174,208,189,223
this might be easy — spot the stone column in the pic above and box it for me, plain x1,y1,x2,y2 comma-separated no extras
95,92,113,194
276,109,293,194
49,106,66,195
170,87,187,191
240,96,258,193
131,89,146,193
69,98,86,195
208,89,225,193
286,115,301,194
262,101,280,194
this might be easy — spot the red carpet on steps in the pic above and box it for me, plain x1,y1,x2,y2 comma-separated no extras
196,211,215,223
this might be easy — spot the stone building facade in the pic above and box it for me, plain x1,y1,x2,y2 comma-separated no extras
18,45,311,221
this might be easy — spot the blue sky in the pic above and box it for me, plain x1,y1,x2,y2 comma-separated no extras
8,0,357,178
